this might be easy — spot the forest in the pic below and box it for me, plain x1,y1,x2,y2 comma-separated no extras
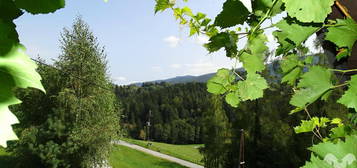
116,70,350,168
0,0,357,168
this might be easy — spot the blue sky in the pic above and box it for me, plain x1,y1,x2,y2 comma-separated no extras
15,0,321,85
14,0,237,85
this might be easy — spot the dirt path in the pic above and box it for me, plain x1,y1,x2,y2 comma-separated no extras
114,140,204,168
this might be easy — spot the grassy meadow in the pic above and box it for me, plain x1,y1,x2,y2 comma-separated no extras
122,138,204,165
109,145,187,168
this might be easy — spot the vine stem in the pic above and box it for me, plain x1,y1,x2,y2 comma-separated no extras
335,0,352,19
304,108,323,141
329,68,357,73
251,0,278,35
233,58,245,80
333,82,349,88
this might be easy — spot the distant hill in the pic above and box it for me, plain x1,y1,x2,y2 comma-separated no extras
130,73,215,86
130,61,282,86
131,67,251,86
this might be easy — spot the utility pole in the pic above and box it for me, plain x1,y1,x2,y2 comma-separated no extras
146,110,151,142
239,129,245,168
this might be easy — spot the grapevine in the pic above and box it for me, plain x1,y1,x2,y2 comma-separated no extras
155,0,357,167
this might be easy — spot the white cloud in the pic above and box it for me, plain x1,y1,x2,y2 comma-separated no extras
195,35,209,45
114,76,127,82
151,66,163,72
163,36,180,48
184,62,217,75
170,64,182,69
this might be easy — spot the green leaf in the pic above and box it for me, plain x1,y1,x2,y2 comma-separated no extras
282,0,335,23
0,20,19,55
207,68,234,94
319,117,330,128
237,73,268,101
329,125,351,139
225,92,240,107
155,0,175,13
280,54,299,73
289,107,303,115
0,44,45,147
274,18,320,55
305,135,357,168
240,52,265,73
304,56,314,64
204,32,238,57
0,0,23,21
325,18,357,58
14,0,65,14
290,66,333,108
338,75,357,112
281,67,302,86
214,0,250,28
302,154,334,168
331,118,342,125
240,33,267,73
294,118,317,134
248,33,268,55
253,0,283,18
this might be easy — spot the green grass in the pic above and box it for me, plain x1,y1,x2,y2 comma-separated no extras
122,138,204,165
2,145,187,168
0,147,15,168
109,145,187,168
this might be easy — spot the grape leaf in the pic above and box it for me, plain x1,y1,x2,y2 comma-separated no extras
0,20,19,55
304,135,357,168
0,44,44,147
302,154,334,168
204,32,238,57
274,18,320,55
294,118,317,133
240,33,267,73
0,0,23,21
280,54,302,85
280,54,299,73
248,33,268,55
290,66,333,108
225,92,240,107
282,67,301,86
214,0,250,28
325,18,357,59
14,0,65,14
338,75,357,112
155,0,175,13
253,0,283,18
207,68,234,94
237,73,268,101
282,0,335,23
329,125,352,139
240,52,265,73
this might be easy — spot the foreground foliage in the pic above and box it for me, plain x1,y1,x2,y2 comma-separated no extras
0,0,66,147
155,0,357,167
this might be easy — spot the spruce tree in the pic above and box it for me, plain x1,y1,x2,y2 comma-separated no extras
11,17,119,168
55,16,119,168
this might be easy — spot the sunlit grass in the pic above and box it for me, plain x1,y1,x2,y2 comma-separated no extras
122,138,204,165
109,145,187,168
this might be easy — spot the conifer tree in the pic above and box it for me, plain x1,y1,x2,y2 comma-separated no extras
11,17,119,168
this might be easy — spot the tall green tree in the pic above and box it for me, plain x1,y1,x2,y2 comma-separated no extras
11,17,119,168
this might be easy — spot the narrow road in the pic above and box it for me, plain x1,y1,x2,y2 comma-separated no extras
114,140,204,168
